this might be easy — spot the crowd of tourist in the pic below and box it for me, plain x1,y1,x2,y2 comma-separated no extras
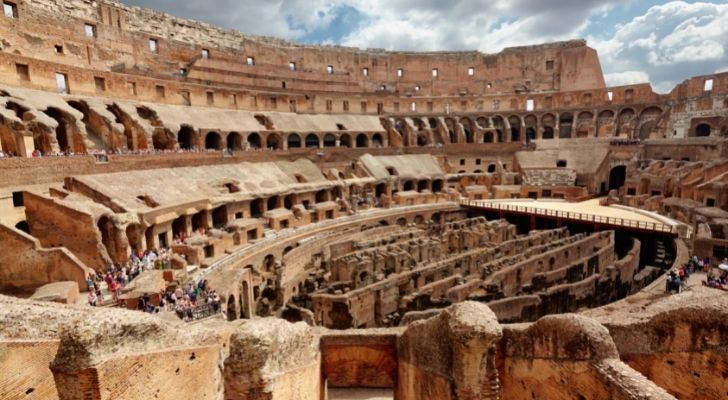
86,248,175,307
162,279,221,321
666,255,728,293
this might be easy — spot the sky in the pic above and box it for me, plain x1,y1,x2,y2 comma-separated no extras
120,0,728,93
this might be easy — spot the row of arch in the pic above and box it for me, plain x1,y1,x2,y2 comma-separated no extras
178,127,385,151
392,106,673,145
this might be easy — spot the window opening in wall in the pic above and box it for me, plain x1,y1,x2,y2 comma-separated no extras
54,44,63,54
468,67,475,76
180,90,191,106
492,100,500,110
362,67,369,76
476,159,481,165
410,102,416,112
342,100,349,112
84,23,96,38
3,2,17,18
246,56,255,66
12,191,23,207
397,68,403,78
206,91,214,105
289,62,296,71
94,76,106,92
15,63,29,81
377,103,384,115
327,65,334,74
201,48,209,59
607,91,613,101
393,102,400,113
414,84,420,92
360,101,367,113
155,85,165,99
179,67,187,76
289,99,296,112
55,73,69,94
526,99,534,111
326,100,333,111
460,159,465,166
625,89,634,101
281,81,286,89
706,198,716,207
127,81,137,96
704,79,714,91
556,160,567,167
545,60,554,70
432,68,439,78
487,82,492,89
148,38,157,52
379,85,386,91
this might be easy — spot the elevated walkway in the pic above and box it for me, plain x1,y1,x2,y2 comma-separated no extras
462,198,680,236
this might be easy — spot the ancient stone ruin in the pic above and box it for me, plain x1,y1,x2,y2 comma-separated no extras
0,1,726,399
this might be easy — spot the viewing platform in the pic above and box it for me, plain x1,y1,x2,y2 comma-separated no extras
461,198,683,236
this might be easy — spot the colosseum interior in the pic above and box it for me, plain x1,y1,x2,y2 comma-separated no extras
0,1,727,399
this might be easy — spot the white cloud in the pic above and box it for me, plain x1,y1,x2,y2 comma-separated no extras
604,71,650,87
590,1,728,92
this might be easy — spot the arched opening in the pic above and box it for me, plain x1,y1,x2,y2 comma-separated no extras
316,190,329,203
250,199,263,218
44,107,78,153
287,133,301,148
526,127,536,142
266,133,282,150
227,132,243,151
267,196,279,211
375,183,387,197
97,216,116,260
212,206,228,228
432,179,444,193
609,166,627,191
205,132,222,150
191,212,208,232
247,132,261,149
323,134,336,147
487,164,496,173
396,217,407,227
178,126,195,150
696,124,711,137
417,180,429,192
414,215,424,225
509,116,521,142
305,133,319,148
339,134,351,148
227,295,237,321
356,133,369,148
372,133,383,147
542,127,554,139
283,194,296,209
126,223,143,253
263,254,275,272
403,181,415,191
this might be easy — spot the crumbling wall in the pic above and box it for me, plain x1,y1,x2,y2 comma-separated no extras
0,224,88,295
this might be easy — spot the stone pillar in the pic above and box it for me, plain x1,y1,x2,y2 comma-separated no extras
397,302,503,400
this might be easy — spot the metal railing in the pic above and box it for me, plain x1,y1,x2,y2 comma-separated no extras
461,199,677,234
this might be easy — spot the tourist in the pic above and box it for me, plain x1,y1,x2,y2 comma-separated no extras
88,290,97,307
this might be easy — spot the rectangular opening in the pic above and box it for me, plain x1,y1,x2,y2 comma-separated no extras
410,102,416,112
84,23,96,38
127,81,137,96
55,72,69,94
204,245,214,258
15,63,29,81
12,191,23,207
343,100,349,112
627,188,636,195
607,91,613,101
397,68,403,78
468,67,475,76
326,100,333,112
327,65,334,74
289,99,296,112
206,91,214,105
362,67,368,76
155,85,165,99
158,233,168,249
377,103,384,115
94,76,106,92
704,79,714,91
360,101,367,113
54,44,63,54
545,60,554,70
231,93,237,106
247,229,256,241
432,68,439,78
706,198,716,207
201,48,209,59
289,61,296,71
526,99,534,112
235,212,243,219
246,56,255,66
3,2,17,18
393,102,400,113
427,102,433,112
148,38,158,52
